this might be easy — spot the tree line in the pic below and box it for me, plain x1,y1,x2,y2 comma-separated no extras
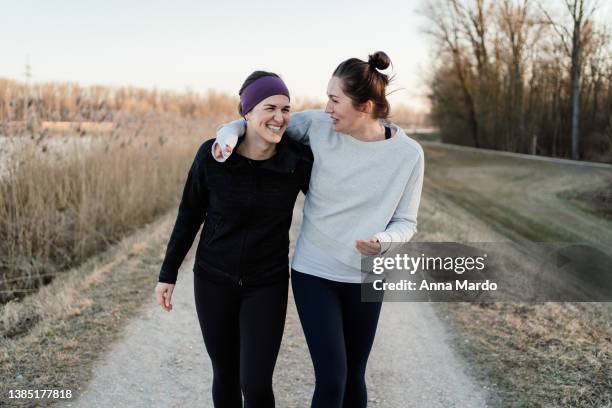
0,79,240,133
422,0,612,162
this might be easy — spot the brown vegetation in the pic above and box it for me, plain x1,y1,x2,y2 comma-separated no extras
0,79,238,130
0,210,178,405
442,301,612,406
0,114,210,305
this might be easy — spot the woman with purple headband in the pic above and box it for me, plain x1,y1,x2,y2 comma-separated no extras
155,71,313,407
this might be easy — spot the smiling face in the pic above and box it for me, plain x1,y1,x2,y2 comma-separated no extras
325,76,368,134
244,94,291,144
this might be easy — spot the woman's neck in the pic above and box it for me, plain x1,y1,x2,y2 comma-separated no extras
349,119,385,142
237,126,277,160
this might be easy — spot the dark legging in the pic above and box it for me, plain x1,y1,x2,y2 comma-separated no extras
291,269,383,408
193,273,288,408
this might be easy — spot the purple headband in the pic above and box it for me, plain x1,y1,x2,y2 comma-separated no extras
240,76,290,116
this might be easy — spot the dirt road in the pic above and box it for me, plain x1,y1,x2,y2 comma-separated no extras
61,194,498,407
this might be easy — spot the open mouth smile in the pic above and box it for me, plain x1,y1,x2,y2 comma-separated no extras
266,124,283,134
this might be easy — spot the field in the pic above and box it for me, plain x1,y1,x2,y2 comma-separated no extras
0,114,222,305
418,142,612,406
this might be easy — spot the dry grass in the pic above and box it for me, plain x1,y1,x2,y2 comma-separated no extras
0,208,179,407
0,112,224,305
40,121,114,133
440,302,612,407
0,78,239,128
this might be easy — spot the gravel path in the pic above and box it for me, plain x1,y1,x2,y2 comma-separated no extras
62,196,497,407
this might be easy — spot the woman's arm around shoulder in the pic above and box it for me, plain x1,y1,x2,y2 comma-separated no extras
212,109,329,162
284,109,329,146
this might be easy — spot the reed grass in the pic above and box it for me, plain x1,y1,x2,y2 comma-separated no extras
0,112,217,304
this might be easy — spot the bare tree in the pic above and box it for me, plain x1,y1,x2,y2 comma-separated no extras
498,0,545,152
538,0,599,159
422,0,489,147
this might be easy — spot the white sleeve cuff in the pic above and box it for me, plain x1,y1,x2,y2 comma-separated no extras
374,232,392,254
211,141,230,163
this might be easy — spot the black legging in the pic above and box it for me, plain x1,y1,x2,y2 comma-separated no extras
291,269,383,408
193,273,288,408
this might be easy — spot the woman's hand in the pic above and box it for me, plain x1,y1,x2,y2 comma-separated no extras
355,236,381,256
155,282,175,312
213,143,234,160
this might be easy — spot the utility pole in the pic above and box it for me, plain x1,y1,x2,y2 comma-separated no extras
24,55,31,120
24,55,38,136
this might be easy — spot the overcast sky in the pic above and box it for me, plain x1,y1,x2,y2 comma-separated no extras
1,0,434,110
3,1,611,112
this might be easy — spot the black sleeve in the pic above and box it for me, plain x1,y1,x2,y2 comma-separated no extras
299,145,314,195
158,142,210,284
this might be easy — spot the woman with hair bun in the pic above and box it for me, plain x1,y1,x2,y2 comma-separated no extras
213,52,425,407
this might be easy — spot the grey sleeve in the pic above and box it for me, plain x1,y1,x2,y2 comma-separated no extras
374,149,425,254
284,110,322,146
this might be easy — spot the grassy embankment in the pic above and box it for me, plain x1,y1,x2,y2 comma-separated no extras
421,143,612,407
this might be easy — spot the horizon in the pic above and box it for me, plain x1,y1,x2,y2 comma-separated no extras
3,1,611,115
1,0,434,111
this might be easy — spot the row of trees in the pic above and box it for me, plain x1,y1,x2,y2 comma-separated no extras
423,0,612,162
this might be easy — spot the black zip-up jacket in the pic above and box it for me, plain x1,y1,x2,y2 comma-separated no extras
158,135,313,286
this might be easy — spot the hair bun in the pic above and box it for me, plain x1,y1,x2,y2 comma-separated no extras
368,51,391,71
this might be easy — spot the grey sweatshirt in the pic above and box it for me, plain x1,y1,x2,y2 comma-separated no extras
213,109,425,270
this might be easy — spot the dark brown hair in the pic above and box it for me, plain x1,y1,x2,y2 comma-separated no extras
238,71,280,115
332,51,393,119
